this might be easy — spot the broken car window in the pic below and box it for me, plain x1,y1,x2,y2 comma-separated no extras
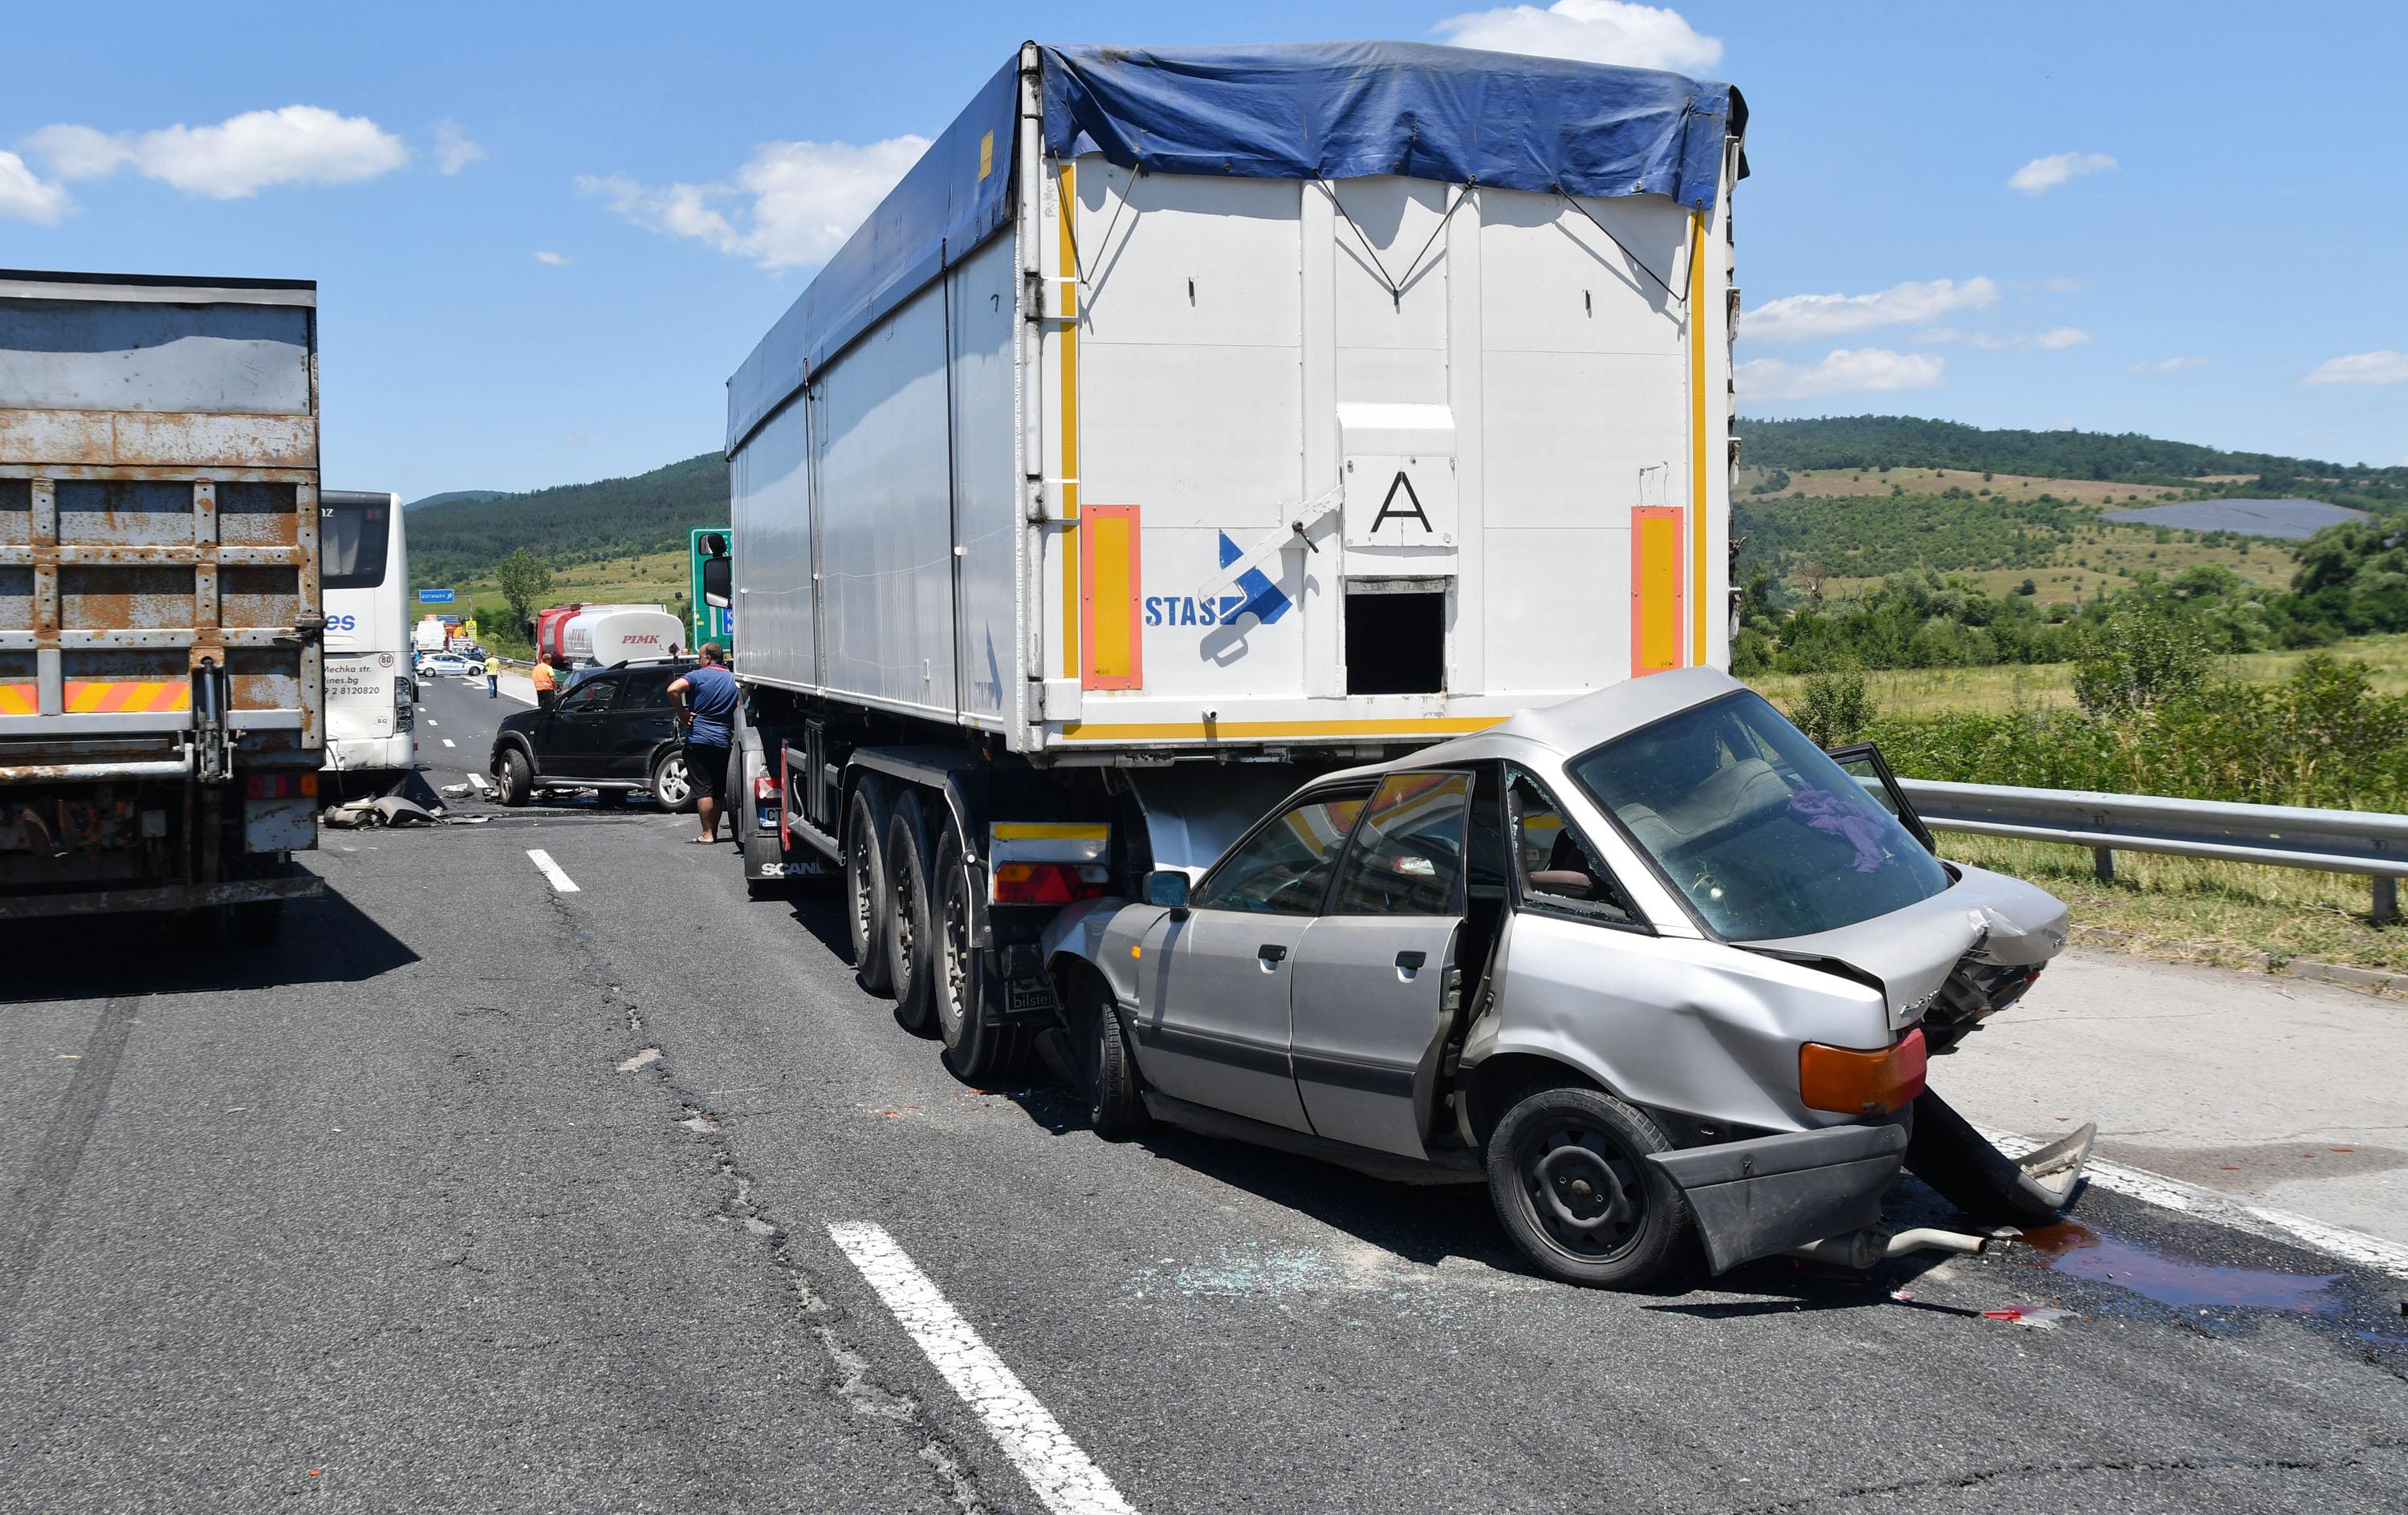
1507,767,1641,926
1568,691,1949,941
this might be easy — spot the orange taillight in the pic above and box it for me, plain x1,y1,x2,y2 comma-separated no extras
1799,1028,1927,1115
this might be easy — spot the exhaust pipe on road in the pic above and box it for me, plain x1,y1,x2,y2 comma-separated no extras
1782,1226,1990,1269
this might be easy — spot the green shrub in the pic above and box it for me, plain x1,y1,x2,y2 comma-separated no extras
1792,668,1877,748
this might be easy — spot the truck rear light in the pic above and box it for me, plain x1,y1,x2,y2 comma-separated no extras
243,773,317,800
754,774,780,801
1799,1028,1926,1115
991,860,1112,904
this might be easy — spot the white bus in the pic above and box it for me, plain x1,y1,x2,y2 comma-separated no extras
319,489,415,785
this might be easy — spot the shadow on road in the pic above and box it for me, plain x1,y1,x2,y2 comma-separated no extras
0,882,418,1003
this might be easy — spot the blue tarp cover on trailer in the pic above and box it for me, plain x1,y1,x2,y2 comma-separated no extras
727,40,1743,453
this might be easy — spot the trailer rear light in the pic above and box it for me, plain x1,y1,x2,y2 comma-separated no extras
244,773,318,800
754,774,781,801
1799,1028,1926,1115
991,860,1112,904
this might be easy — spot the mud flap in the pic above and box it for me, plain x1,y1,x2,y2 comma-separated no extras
1647,1121,1910,1274
1904,1088,2095,1226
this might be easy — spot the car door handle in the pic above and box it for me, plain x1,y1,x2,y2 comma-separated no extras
1395,950,1426,970
1257,944,1288,964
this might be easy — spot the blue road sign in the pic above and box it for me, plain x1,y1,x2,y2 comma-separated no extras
417,588,457,603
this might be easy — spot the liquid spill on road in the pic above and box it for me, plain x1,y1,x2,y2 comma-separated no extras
2018,1220,2341,1313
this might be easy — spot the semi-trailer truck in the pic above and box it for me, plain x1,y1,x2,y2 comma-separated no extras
711,42,1746,1076
0,269,327,937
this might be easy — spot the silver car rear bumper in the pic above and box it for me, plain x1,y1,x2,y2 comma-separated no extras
1647,1118,1911,1273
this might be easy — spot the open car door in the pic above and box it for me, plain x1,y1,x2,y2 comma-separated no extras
1822,742,1936,854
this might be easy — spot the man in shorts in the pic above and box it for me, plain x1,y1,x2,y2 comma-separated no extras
667,644,738,843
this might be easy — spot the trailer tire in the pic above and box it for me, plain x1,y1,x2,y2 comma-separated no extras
1486,1081,1692,1290
933,824,1026,1081
885,794,939,1036
495,749,533,807
1074,970,1148,1141
844,785,893,995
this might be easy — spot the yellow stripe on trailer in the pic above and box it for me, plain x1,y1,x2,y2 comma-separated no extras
1057,716,1501,742
991,822,1109,842
1687,209,1710,667
0,683,36,716
63,680,191,714
1056,161,1082,681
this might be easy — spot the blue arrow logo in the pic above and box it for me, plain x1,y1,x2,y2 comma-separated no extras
1216,533,1291,625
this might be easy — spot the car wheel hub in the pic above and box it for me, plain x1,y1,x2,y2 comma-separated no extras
1526,1124,1641,1253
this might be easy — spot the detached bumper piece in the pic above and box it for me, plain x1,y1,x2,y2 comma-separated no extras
1904,1087,2095,1226
1647,1119,1910,1274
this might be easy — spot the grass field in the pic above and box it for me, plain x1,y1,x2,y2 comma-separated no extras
1737,465,2200,506
445,549,692,656
1751,634,2408,716
1753,638,2408,981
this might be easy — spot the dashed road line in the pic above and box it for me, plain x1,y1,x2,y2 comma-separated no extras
526,848,580,894
828,1221,1137,1515
1979,1124,2408,1279
441,737,456,748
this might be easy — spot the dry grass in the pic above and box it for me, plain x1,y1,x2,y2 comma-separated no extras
1752,635,2408,717
1939,834,2407,978
1737,465,2196,506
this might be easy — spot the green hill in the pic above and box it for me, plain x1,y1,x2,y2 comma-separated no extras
405,451,727,589
1740,415,2408,507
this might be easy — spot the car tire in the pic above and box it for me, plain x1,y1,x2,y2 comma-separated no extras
1487,1081,1692,1290
1075,969,1148,1140
844,785,893,995
885,794,939,1037
496,749,532,807
933,824,1026,1081
651,748,694,813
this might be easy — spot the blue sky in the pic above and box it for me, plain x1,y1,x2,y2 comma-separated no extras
4,2,2402,500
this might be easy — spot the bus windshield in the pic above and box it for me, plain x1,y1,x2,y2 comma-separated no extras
322,495,391,590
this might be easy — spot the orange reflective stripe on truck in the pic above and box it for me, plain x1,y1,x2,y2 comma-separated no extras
1631,506,1685,676
1079,503,1141,690
63,680,190,713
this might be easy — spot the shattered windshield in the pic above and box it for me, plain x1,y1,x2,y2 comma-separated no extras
1567,691,1949,941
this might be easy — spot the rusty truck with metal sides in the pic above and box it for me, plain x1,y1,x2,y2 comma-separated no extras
0,269,327,939
704,43,1745,1079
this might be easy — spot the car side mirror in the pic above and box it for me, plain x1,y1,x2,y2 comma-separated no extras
701,555,732,610
1143,869,1190,919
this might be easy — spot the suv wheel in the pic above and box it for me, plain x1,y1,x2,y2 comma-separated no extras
495,749,532,807
650,749,694,812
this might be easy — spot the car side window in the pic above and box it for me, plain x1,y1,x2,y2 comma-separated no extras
1191,790,1368,916
555,675,619,715
1328,771,1472,916
618,670,673,711
1507,767,1643,928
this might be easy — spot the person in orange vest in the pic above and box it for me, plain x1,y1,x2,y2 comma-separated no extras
531,652,558,712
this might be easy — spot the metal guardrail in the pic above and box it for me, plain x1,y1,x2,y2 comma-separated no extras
1896,778,2406,926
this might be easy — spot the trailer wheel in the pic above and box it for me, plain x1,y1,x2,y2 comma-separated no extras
844,786,893,995
1486,1081,1692,1290
885,794,939,1036
495,749,533,807
933,825,1026,1081
1075,969,1148,1140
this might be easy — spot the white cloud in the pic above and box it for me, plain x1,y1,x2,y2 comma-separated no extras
0,150,71,225
2302,350,2408,386
25,106,408,199
579,134,929,270
1744,278,1997,345
532,250,571,266
2008,152,2117,195
1736,347,1944,403
2129,355,2209,374
434,121,485,176
1918,325,2093,351
1432,0,1722,71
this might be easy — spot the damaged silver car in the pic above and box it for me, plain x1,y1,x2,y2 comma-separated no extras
1041,668,2095,1289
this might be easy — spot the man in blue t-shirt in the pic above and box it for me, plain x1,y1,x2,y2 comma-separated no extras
667,644,740,844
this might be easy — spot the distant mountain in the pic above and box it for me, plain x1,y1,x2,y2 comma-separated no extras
405,451,727,587
1739,416,2408,503
403,489,505,512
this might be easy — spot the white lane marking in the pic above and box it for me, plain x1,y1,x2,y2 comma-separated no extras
426,718,437,726
1979,1124,2408,1280
828,1221,1137,1515
526,848,580,894
441,737,456,748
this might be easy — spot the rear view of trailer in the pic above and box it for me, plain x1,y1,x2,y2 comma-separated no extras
726,42,1746,762
0,270,324,930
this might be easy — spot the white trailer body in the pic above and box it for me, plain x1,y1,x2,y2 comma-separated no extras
716,42,1748,1072
727,42,1743,759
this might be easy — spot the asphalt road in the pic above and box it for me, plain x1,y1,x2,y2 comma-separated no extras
2,671,2403,1513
